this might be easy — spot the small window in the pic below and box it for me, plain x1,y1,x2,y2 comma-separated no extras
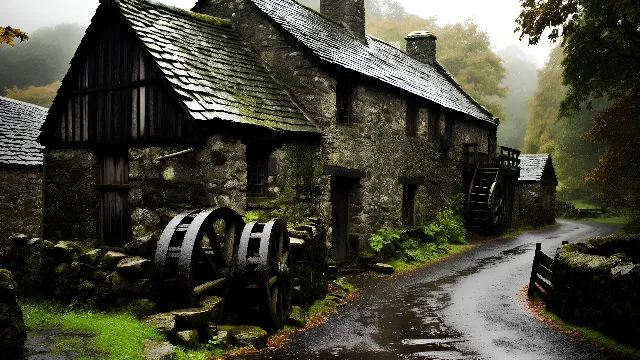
402,185,418,226
444,115,453,140
406,100,418,137
336,79,353,124
428,109,439,142
247,147,268,196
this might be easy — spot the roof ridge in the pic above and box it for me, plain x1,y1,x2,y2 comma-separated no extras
117,0,231,28
0,96,49,111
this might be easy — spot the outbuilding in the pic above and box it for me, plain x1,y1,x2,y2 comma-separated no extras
517,154,558,226
0,97,47,242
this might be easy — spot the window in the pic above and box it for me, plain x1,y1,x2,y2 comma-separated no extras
402,185,418,226
246,147,268,196
444,115,453,141
405,99,418,137
336,79,353,124
428,109,439,142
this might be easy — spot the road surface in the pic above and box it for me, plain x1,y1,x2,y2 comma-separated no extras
241,220,625,360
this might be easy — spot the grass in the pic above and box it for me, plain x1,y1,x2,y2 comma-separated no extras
569,198,600,209
386,243,469,272
542,309,640,359
21,300,164,360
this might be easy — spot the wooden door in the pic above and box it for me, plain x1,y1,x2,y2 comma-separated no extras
99,153,131,246
331,177,349,261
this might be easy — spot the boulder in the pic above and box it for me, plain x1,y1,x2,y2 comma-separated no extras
111,272,156,299
116,257,154,279
285,306,307,328
77,249,106,266
197,296,224,323
173,308,211,329
124,235,158,258
175,329,199,347
52,241,83,261
144,339,175,360
129,299,158,319
0,269,27,358
144,314,176,335
100,251,129,270
371,263,395,275
226,325,268,349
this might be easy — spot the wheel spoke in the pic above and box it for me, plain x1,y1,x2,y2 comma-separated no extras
197,243,222,278
277,232,283,260
282,251,289,264
269,254,278,268
271,286,279,313
268,275,278,287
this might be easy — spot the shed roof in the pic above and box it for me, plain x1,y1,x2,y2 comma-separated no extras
0,97,46,166
519,154,554,183
115,0,316,133
243,0,495,124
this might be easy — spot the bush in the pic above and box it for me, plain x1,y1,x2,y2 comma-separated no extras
368,227,402,256
421,209,466,245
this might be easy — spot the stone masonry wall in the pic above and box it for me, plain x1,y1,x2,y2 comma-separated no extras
129,134,247,238
0,166,42,243
517,182,556,226
195,0,496,258
45,150,100,245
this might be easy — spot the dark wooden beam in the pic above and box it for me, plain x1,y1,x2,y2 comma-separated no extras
71,79,155,95
323,165,366,179
398,176,425,185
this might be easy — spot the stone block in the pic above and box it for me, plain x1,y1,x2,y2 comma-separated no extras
226,325,268,349
197,296,224,323
144,339,175,360
116,257,154,279
100,251,128,270
111,272,156,299
123,235,158,258
371,262,395,275
77,249,105,266
176,329,199,347
173,308,211,330
144,314,176,335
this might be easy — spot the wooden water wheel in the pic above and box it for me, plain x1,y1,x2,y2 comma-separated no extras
488,175,505,235
154,207,245,309
467,167,503,233
232,220,293,331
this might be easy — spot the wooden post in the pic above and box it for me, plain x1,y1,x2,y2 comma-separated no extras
528,243,541,297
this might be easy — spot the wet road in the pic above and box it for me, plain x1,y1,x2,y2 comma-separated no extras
242,220,624,360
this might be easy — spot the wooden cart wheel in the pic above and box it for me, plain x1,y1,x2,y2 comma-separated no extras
154,207,244,309
234,219,293,331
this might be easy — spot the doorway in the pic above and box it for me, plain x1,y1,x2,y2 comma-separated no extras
331,177,350,261
99,152,131,246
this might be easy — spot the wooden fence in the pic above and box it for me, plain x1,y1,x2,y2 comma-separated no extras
528,241,568,299
576,208,605,218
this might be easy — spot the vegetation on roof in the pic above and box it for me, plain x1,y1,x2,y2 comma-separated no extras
134,0,231,28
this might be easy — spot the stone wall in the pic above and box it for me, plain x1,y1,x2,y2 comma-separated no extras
44,150,100,244
517,182,556,227
0,165,42,243
550,234,640,345
129,135,247,238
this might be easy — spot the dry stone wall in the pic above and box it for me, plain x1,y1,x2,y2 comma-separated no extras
0,166,42,243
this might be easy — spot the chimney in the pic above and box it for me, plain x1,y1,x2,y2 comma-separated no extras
320,0,366,41
405,31,438,65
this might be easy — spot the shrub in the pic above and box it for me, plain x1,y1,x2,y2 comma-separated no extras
368,227,403,256
421,208,466,244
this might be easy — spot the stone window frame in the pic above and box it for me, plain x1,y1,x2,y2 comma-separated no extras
399,176,424,227
336,78,354,125
246,146,269,196
405,98,419,137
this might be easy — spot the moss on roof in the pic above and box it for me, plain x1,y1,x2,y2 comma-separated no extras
130,0,231,28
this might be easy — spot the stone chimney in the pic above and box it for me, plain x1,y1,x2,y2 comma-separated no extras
320,0,366,41
405,31,438,65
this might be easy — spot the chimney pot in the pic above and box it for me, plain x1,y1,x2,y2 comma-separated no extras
405,31,438,65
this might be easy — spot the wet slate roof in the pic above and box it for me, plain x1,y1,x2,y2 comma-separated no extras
519,154,551,182
115,0,316,133
247,0,495,124
0,97,47,166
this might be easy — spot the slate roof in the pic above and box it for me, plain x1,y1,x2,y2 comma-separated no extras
519,154,552,182
115,0,316,133
0,97,47,166
245,0,495,124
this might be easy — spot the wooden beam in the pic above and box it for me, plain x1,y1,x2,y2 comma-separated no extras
71,79,155,95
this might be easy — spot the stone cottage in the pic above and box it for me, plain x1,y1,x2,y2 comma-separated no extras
39,0,498,263
0,97,47,242
517,154,557,226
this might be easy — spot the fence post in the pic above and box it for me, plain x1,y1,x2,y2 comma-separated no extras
528,243,541,297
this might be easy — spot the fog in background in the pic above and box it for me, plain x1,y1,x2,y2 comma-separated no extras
2,0,553,67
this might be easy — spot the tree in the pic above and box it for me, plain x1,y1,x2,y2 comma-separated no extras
3,81,61,107
0,24,85,90
517,0,640,208
0,27,28,46
436,20,508,120
497,45,538,149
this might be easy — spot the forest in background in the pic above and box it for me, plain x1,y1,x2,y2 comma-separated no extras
2,0,624,210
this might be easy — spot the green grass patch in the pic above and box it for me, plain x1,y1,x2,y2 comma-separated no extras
307,277,356,318
542,309,640,358
21,300,164,360
387,243,470,272
569,198,600,209
579,213,631,225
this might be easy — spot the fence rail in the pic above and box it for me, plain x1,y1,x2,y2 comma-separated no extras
528,241,568,299
577,208,605,218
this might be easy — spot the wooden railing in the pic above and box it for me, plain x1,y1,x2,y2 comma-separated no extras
528,241,568,299
500,146,520,171
577,208,605,218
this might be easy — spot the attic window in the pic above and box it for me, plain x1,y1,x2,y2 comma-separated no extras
406,99,418,137
247,147,268,196
336,79,353,124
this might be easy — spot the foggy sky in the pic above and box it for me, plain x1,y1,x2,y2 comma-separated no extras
2,0,554,67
